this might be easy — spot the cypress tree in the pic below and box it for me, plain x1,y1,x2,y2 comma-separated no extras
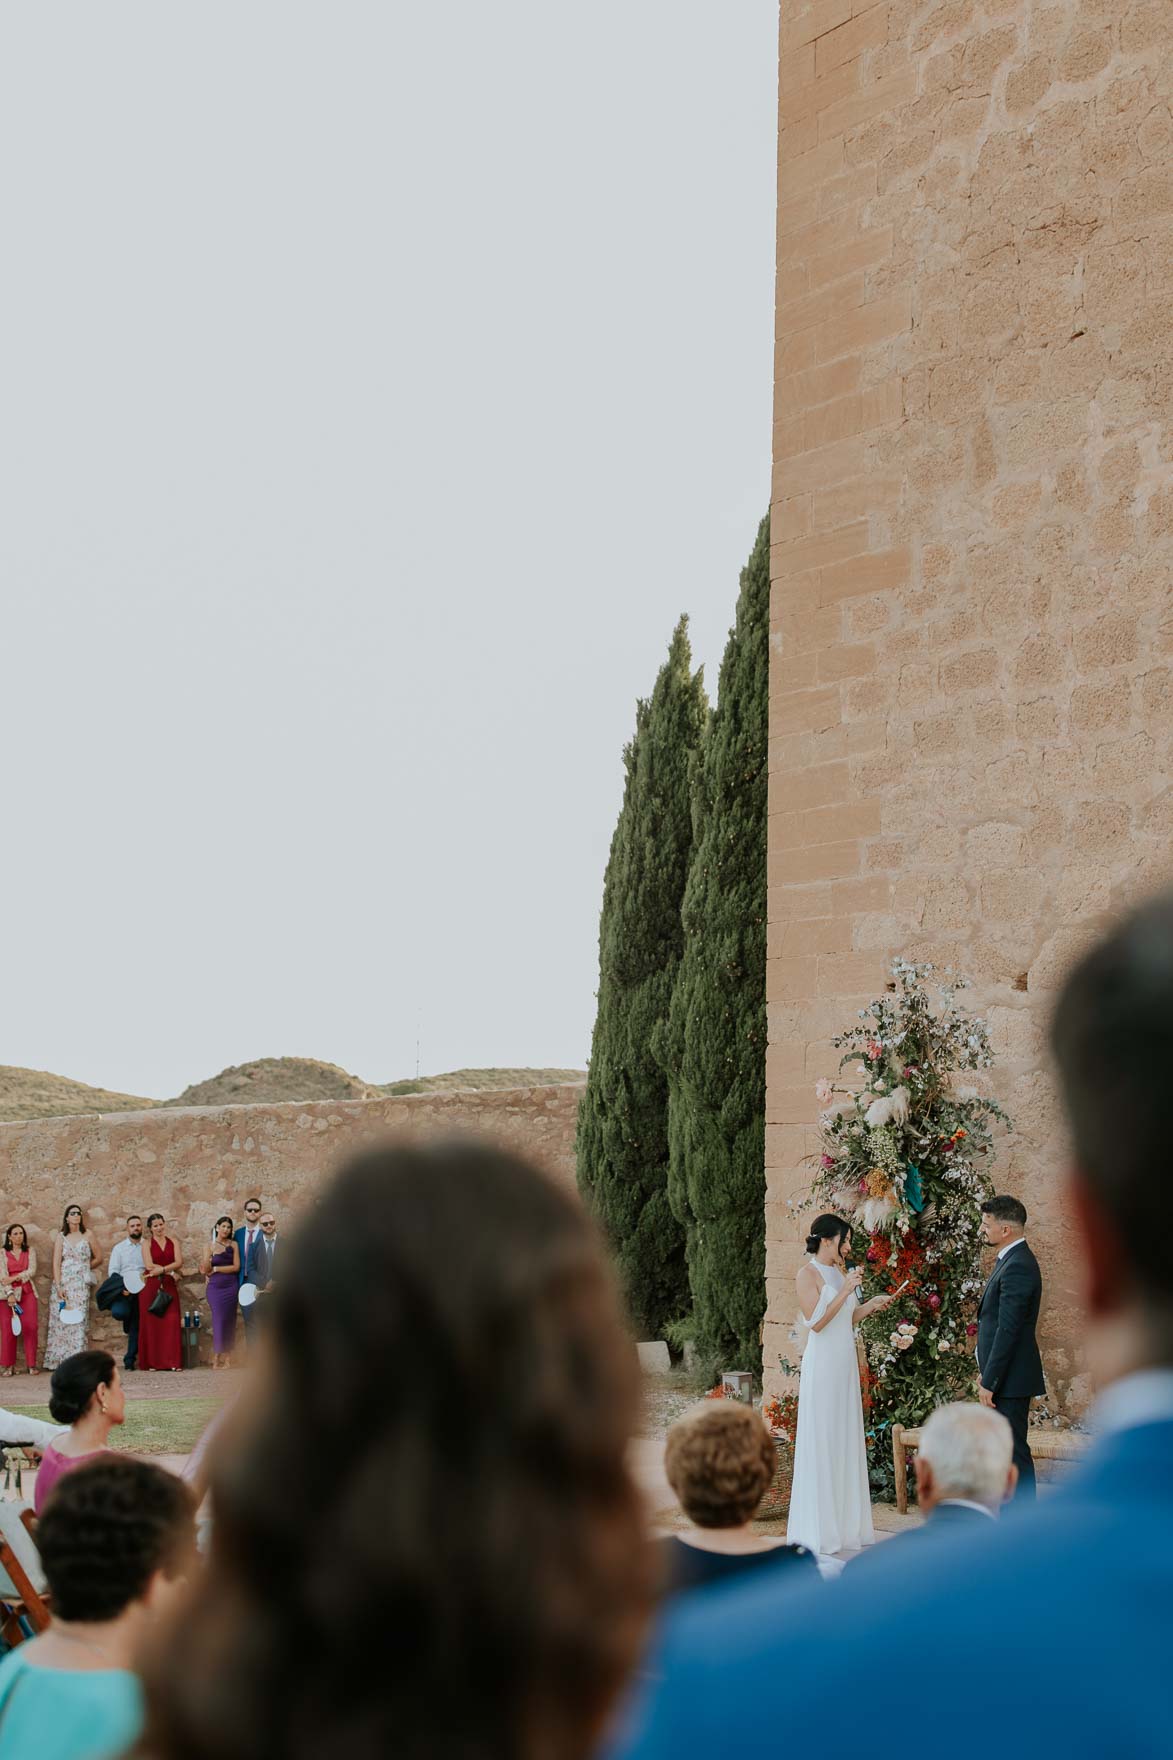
577,618,708,1341
663,514,769,1377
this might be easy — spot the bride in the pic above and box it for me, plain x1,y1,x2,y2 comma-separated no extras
786,1213,893,1557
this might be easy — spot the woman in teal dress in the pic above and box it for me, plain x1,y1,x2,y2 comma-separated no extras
0,1455,195,1760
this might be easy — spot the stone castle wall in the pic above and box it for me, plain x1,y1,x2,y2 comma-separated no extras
0,1084,583,1365
766,0,1173,1411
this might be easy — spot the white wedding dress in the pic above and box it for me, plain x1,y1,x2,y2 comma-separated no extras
786,1260,875,1555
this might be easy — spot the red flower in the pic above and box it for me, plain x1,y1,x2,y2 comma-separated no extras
966,1323,978,1337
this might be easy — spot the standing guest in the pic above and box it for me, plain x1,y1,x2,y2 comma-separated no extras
235,1198,263,1348
0,1456,195,1760
134,1140,654,1760
139,1214,186,1373
606,887,1173,1760
0,1221,39,1375
976,1195,1046,1497
660,1403,818,1597
107,1216,146,1372
253,1210,279,1294
44,1203,97,1371
234,1199,262,1290
201,1217,240,1368
34,1350,126,1514
846,1403,1016,1575
0,1403,65,1451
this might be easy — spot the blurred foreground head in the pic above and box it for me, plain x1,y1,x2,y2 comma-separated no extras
137,1139,652,1760
1051,887,1173,1375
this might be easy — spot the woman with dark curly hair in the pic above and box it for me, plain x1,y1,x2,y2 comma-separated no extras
660,1403,818,1597
135,1140,654,1760
0,1456,195,1760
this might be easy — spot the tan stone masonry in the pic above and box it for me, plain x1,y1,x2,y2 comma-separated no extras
0,1085,582,1366
766,0,1173,1413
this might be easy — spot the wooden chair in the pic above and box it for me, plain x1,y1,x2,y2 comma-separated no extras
891,1422,1089,1513
0,1546,49,1647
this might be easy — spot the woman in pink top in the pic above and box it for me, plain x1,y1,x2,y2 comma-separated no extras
35,1349,126,1513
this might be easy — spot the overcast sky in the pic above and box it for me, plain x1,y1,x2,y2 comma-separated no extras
2,3,778,1098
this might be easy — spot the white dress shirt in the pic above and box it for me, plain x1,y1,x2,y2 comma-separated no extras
0,1406,65,1450
109,1235,146,1295
996,1236,1026,1262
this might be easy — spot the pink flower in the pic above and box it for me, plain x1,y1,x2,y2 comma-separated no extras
821,1153,836,1169
815,1078,834,1105
927,1294,941,1311
966,1323,978,1337
866,1040,882,1060
866,1244,880,1262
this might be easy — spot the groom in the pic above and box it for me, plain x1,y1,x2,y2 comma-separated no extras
976,1195,1045,1498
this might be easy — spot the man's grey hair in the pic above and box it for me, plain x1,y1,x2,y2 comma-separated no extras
919,1402,1014,1507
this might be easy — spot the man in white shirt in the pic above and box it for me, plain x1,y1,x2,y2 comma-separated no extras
107,1215,146,1371
0,1407,64,1452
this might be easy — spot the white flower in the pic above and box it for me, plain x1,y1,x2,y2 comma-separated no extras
815,1078,834,1105
873,1080,887,1092
937,1339,951,1353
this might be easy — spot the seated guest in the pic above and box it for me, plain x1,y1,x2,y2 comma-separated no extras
846,1402,1014,1575
607,889,1173,1760
660,1403,817,1596
0,1404,64,1453
34,1351,125,1513
135,1140,655,1760
0,1457,195,1760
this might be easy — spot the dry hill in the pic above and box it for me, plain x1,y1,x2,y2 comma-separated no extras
166,1058,381,1108
379,1067,585,1096
0,1066,156,1123
0,1057,584,1122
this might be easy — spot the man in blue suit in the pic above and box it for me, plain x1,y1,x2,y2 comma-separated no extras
610,889,1173,1760
234,1199,263,1290
234,1198,263,1348
976,1194,1046,1495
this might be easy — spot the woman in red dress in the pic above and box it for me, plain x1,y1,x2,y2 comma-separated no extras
0,1222,39,1374
139,1212,186,1372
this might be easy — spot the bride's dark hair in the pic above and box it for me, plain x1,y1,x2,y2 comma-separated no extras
805,1213,851,1256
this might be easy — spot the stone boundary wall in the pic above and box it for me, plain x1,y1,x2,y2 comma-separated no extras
0,1083,583,1366
766,0,1173,1413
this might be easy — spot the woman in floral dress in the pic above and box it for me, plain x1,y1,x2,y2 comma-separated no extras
44,1202,97,1371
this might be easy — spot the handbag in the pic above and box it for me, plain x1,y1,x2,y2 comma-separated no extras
148,1284,174,1318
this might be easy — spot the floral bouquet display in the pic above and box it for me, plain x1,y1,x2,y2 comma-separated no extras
805,960,1010,1499
757,1385,799,1518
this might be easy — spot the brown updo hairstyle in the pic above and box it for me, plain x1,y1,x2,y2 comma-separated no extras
665,1403,777,1528
135,1140,654,1760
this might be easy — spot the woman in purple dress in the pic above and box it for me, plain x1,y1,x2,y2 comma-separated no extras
200,1216,240,1369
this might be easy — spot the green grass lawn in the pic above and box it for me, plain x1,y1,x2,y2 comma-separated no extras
6,1398,219,1457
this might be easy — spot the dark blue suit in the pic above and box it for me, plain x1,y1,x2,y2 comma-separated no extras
608,1416,1173,1760
234,1226,261,1289
977,1241,1046,1496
